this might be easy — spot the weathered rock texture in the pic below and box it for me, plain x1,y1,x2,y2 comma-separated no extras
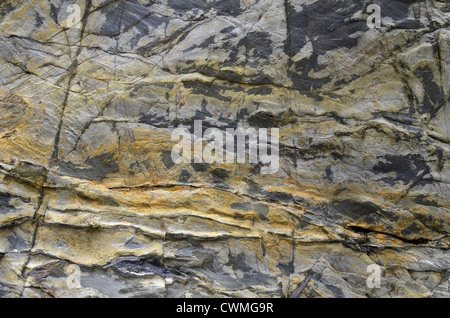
0,0,449,298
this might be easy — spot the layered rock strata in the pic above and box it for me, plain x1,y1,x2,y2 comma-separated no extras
0,0,449,298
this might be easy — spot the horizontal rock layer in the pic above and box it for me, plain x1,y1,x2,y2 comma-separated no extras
0,0,449,298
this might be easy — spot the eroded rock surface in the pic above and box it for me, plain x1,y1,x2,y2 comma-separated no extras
0,0,449,298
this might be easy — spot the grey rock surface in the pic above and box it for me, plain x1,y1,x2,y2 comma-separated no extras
0,0,449,298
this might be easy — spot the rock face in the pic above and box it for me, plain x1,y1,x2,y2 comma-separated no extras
0,0,449,298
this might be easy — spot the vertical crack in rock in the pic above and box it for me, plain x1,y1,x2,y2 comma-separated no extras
284,0,292,71
19,167,48,297
50,0,93,164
